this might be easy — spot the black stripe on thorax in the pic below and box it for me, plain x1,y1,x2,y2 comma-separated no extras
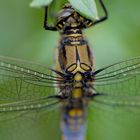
61,37,87,46
63,27,82,35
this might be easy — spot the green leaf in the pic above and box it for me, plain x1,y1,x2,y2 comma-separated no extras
30,0,99,20
68,0,99,20
30,0,53,8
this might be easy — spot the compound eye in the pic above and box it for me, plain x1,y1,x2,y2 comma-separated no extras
60,10,72,17
57,9,74,19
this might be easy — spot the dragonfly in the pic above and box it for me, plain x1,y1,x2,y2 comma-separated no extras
0,1,140,140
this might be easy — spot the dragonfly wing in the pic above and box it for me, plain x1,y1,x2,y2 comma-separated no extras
0,56,62,101
0,56,64,122
0,98,61,122
0,56,62,140
0,102,61,140
93,56,140,96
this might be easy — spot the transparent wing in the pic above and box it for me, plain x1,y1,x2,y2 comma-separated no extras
0,97,60,121
0,56,62,139
89,56,140,140
0,56,63,119
0,99,61,140
0,56,63,101
92,56,140,107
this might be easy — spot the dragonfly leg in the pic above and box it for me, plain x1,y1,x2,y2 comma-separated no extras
44,7,57,31
93,0,108,25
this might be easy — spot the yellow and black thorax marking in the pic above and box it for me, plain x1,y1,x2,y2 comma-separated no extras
55,3,94,32
53,4,96,75
44,2,108,76
44,1,108,31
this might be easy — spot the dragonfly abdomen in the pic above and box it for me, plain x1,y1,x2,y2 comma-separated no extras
61,88,87,140
61,109,86,140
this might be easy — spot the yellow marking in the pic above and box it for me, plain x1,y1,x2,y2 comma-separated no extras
70,29,78,33
74,73,82,82
71,23,78,27
71,41,80,45
69,108,83,117
87,21,93,27
69,109,77,117
67,64,76,72
64,34,82,37
73,61,85,73
74,83,82,88
58,24,63,28
77,109,83,116
72,88,82,98
81,63,90,71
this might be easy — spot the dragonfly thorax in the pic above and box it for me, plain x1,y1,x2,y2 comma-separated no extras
55,4,93,32
74,72,82,82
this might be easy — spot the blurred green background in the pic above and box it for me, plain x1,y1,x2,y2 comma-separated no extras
0,0,140,140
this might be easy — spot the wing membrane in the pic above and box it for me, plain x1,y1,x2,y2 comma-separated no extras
0,56,62,120
0,56,62,101
93,56,140,97
93,95,140,107
0,97,60,121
